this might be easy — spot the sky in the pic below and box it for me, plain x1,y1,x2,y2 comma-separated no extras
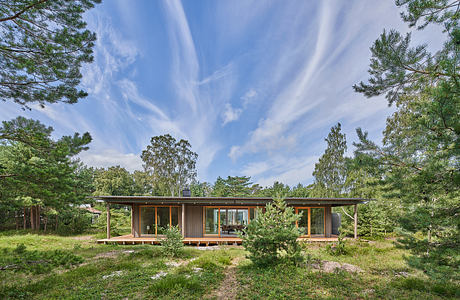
0,0,444,187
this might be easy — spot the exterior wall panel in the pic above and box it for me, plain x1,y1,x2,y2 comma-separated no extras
185,205,203,237
325,206,332,237
133,204,140,237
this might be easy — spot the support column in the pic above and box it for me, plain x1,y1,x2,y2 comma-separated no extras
181,204,185,237
106,203,111,240
131,204,134,237
354,204,358,239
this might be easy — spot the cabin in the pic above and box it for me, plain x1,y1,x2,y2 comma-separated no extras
96,192,366,246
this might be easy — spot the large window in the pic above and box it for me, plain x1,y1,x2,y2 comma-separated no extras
311,208,325,236
205,207,219,235
140,207,155,235
295,207,325,237
297,208,308,236
140,206,180,236
204,207,259,237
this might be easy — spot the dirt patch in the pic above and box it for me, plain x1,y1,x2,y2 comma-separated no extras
71,235,94,241
206,257,243,300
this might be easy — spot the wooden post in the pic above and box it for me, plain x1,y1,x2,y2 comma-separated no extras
181,204,185,237
131,204,134,237
106,203,111,240
354,204,358,239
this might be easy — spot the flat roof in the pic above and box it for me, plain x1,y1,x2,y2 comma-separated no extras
92,196,368,207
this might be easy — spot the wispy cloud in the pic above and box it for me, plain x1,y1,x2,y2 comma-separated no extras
222,103,242,125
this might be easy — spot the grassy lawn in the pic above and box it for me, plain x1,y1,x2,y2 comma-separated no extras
236,240,459,299
0,232,458,299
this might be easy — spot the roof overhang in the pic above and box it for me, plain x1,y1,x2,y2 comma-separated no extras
92,196,369,207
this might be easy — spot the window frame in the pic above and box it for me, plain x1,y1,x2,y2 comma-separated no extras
295,207,326,237
138,205,181,237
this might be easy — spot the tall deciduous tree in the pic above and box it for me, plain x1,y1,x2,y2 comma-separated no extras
353,0,459,279
0,0,100,108
312,123,347,197
93,166,135,196
141,134,197,197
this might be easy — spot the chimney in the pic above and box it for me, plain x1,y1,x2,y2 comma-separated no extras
182,187,191,197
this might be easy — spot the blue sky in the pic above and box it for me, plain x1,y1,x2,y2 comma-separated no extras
0,0,443,187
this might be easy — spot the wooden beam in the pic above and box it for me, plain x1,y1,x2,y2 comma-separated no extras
107,203,111,240
181,204,185,237
354,204,358,239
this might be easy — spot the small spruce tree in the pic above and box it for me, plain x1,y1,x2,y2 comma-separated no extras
160,226,184,257
239,197,303,266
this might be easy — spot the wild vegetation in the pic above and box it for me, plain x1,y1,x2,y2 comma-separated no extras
0,0,458,298
0,233,458,299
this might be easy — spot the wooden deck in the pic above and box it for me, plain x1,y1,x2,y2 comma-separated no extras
97,235,339,246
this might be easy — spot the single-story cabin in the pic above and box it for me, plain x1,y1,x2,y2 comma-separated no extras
96,193,366,246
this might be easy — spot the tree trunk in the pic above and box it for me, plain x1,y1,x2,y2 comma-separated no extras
44,215,48,232
23,207,26,229
55,214,58,231
15,210,19,230
36,205,40,230
30,207,35,230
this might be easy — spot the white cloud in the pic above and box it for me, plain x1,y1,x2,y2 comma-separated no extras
162,0,200,112
240,155,320,187
241,88,258,107
198,62,234,85
79,148,143,172
222,103,242,125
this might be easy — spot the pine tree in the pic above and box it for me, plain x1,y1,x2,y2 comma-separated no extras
313,123,347,197
353,0,459,279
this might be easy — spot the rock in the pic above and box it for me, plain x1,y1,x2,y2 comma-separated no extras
122,250,135,254
151,271,168,280
102,271,123,279
309,260,363,273
395,271,410,277
196,246,220,251
165,261,182,267
192,267,203,273
339,262,363,273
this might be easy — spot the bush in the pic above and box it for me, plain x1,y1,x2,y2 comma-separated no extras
56,208,92,235
326,234,349,256
239,197,303,266
160,225,183,257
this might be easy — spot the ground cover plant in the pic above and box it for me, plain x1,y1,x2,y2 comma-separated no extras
0,232,243,299
0,232,458,299
236,239,460,299
0,243,83,274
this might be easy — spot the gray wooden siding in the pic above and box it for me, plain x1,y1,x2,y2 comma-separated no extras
132,204,140,237
325,206,332,237
185,205,203,237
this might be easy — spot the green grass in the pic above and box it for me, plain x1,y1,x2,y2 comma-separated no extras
236,239,460,299
0,231,239,299
0,233,457,299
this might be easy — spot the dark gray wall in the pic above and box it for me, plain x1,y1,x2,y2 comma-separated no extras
185,205,203,237
132,204,139,237
325,206,332,237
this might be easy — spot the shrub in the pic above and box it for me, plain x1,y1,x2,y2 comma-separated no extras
326,234,349,256
239,197,303,266
56,208,92,235
160,225,184,257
